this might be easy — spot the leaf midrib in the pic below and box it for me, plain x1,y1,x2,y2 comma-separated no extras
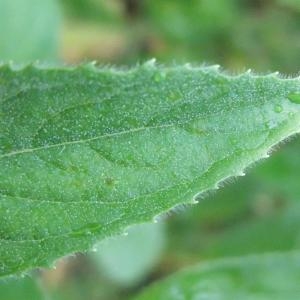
1,102,270,159
0,123,176,158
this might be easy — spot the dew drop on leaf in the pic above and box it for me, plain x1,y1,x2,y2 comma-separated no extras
274,104,283,113
168,91,181,102
153,72,166,83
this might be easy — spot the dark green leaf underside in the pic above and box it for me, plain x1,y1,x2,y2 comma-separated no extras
1,62,300,277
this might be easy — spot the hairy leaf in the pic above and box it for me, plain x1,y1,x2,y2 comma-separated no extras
1,62,300,277
135,252,300,300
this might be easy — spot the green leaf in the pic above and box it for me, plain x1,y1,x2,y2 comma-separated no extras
135,252,300,300
1,62,300,277
91,222,165,287
60,0,122,24
277,0,300,11
0,276,43,300
204,203,300,258
167,179,300,262
253,138,300,201
0,0,61,62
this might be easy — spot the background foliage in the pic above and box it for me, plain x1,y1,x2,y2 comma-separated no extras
0,0,300,299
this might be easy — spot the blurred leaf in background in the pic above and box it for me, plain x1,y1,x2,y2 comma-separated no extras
278,0,300,11
0,276,43,300
91,222,166,287
59,0,127,63
135,252,300,300
61,0,123,23
58,0,300,73
141,0,238,64
0,0,61,63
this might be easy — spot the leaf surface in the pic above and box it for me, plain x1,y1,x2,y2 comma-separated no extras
135,252,300,300
1,63,300,277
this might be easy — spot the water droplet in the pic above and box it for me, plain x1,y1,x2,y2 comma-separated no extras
168,91,181,102
274,104,283,113
153,72,166,83
288,93,300,104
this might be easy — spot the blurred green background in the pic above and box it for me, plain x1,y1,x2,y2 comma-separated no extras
1,0,300,299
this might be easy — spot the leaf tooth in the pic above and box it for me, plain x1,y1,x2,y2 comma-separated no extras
204,64,221,72
144,58,157,68
183,64,221,73
81,61,98,71
191,198,199,204
32,60,41,67
23,61,42,71
153,215,160,223
151,164,255,225
184,62,192,69
238,69,257,79
214,183,220,190
267,71,280,78
91,246,98,253
6,61,27,71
